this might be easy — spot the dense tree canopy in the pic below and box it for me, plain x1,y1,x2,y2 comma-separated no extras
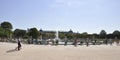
13,29,26,38
100,30,107,39
0,22,13,38
28,28,39,39
0,21,13,30
81,32,88,38
113,30,120,39
0,27,5,37
0,21,120,43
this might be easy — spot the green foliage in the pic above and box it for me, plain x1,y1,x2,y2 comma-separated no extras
113,30,120,38
0,27,11,38
42,33,55,39
0,21,13,38
13,29,26,38
81,32,88,38
0,27,5,37
59,33,65,39
107,34,113,39
1,21,13,30
28,28,39,39
66,33,74,40
93,33,99,39
100,30,107,39
0,21,120,41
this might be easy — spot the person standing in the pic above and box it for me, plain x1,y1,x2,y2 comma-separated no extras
80,39,83,46
109,38,113,46
86,38,89,47
52,39,55,45
104,39,108,45
64,36,68,46
74,39,78,47
56,40,59,45
64,39,68,46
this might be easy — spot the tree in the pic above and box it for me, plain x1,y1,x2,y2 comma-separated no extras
1,21,12,30
13,29,26,38
28,28,40,44
93,33,99,39
113,30,120,39
0,27,5,37
99,30,107,39
107,34,113,39
59,32,66,39
66,33,74,40
75,32,80,38
28,28,39,39
81,32,88,38
0,21,13,38
0,27,5,41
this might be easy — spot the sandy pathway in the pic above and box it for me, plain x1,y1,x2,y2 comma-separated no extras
0,42,120,60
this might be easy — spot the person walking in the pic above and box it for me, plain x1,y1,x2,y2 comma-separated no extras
17,38,21,51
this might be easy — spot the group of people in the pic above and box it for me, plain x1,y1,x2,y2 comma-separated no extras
43,38,92,46
16,38,120,51
73,38,120,46
51,39,59,45
49,38,119,47
73,38,90,47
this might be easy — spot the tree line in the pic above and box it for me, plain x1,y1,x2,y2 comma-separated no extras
0,21,120,42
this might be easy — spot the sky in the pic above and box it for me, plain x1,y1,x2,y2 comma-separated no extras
0,0,120,34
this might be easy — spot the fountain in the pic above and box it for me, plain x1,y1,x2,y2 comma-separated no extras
54,30,60,41
54,30,64,45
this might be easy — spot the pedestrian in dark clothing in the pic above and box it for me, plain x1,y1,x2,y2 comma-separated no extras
56,40,59,45
64,40,68,46
17,38,21,51
80,41,83,46
93,40,97,45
